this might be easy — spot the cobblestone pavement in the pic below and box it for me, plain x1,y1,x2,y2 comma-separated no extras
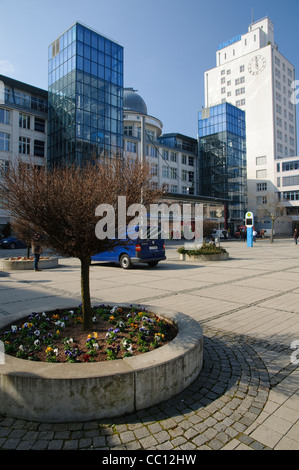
0,239,298,450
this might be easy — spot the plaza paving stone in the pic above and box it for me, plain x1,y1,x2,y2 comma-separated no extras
0,238,298,450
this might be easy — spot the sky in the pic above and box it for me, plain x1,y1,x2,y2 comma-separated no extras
0,0,298,139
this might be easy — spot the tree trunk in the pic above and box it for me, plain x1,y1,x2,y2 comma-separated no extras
80,256,92,331
270,219,275,243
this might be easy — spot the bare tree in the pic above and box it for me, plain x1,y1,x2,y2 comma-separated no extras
257,193,285,243
0,158,161,330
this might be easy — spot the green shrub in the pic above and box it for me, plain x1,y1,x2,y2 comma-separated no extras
177,243,227,256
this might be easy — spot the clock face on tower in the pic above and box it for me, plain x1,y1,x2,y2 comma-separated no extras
248,55,266,75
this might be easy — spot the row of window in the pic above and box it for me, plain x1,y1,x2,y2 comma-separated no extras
277,143,296,157
221,76,245,85
125,141,195,165
221,86,245,95
162,184,194,195
0,132,45,157
277,130,296,146
276,117,295,130
0,108,46,132
161,166,194,181
221,65,245,76
274,56,294,78
4,88,47,113
277,160,299,172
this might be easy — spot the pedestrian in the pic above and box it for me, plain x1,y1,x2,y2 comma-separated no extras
31,235,43,271
242,229,246,242
253,228,257,242
294,228,299,245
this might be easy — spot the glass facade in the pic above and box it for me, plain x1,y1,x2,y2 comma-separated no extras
48,22,123,166
198,103,247,221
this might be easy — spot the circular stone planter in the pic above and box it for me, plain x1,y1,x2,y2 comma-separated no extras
0,307,203,423
180,252,229,261
2,257,58,271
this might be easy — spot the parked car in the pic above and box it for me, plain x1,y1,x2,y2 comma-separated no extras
91,226,166,269
211,229,228,240
0,236,27,249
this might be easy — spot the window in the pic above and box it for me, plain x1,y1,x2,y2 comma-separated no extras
126,141,136,153
257,182,267,191
170,184,178,193
188,156,194,166
282,176,299,187
0,132,10,151
19,137,30,155
256,169,267,178
257,196,267,205
19,113,30,129
170,152,177,162
181,155,187,165
221,87,226,94
34,140,45,158
150,146,157,158
124,126,133,136
0,109,10,124
162,166,169,178
0,159,9,176
256,156,267,165
182,169,188,181
170,167,177,179
240,65,245,72
151,163,158,176
162,149,169,160
34,117,45,133
221,77,225,84
282,160,299,171
188,171,194,182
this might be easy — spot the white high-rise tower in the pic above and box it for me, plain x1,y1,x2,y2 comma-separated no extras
204,17,298,234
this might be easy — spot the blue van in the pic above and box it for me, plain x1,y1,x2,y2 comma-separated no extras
91,226,166,269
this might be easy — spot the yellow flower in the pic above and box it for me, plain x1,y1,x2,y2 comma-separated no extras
109,316,115,321
56,330,60,335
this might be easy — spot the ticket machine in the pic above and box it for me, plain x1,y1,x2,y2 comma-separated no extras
245,212,254,247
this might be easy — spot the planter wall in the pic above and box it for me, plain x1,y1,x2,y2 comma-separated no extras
2,258,58,271
180,252,229,261
0,308,203,423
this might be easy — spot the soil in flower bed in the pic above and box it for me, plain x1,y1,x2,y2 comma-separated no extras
0,305,178,363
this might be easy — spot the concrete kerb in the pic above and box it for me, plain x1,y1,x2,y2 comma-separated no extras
1,258,58,271
0,305,203,423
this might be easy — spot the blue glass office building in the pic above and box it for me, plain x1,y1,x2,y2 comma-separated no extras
198,102,247,225
48,22,123,166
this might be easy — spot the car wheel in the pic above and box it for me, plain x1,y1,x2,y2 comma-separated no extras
120,254,132,269
147,261,158,267
9,243,16,249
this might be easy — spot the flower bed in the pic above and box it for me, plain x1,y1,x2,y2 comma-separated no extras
178,243,229,261
0,305,177,363
2,257,58,270
0,306,203,422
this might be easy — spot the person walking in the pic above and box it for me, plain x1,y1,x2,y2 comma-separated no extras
294,228,299,245
31,236,43,271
